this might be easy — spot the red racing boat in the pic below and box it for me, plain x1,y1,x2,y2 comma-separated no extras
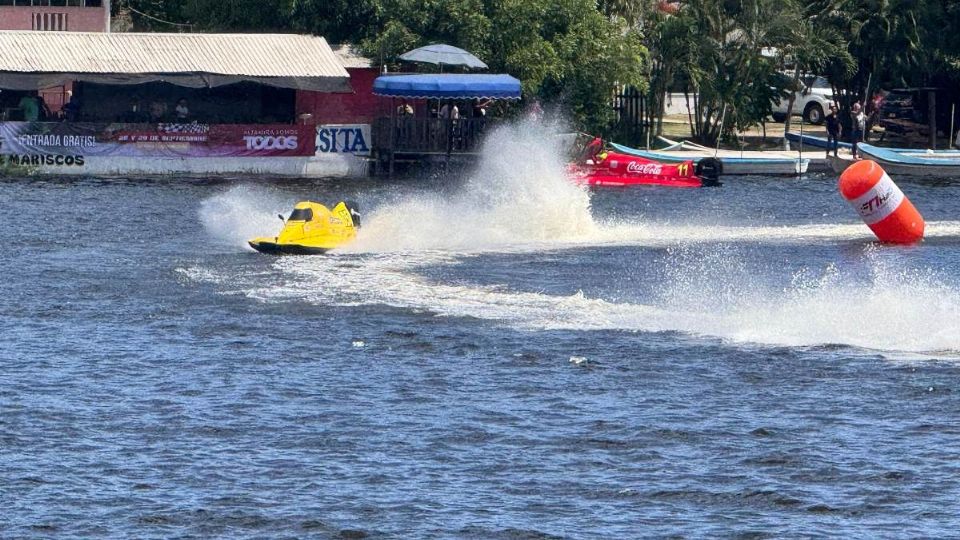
569,137,722,188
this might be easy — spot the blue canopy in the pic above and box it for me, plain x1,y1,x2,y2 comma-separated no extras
373,74,521,100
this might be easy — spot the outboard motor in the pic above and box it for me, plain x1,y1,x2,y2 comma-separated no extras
695,157,723,186
344,201,361,228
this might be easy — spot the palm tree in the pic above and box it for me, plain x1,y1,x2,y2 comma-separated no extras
675,0,800,145
777,1,853,141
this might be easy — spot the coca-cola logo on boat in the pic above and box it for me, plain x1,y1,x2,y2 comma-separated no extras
626,162,663,175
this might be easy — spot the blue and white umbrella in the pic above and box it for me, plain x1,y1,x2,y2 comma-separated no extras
399,44,488,70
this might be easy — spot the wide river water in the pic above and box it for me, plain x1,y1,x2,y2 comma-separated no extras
3,124,960,538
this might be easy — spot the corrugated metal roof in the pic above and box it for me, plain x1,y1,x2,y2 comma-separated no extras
0,31,349,79
331,44,373,69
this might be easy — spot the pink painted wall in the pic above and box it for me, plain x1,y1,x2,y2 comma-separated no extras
0,6,107,32
297,67,385,125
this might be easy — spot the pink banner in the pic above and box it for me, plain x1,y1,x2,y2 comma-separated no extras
0,122,315,161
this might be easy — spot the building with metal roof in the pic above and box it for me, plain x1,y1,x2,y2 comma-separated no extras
331,43,372,70
0,31,351,92
0,0,109,32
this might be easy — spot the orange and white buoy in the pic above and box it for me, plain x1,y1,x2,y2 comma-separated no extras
838,160,924,244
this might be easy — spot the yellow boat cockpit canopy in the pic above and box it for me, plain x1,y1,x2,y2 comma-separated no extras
288,207,316,221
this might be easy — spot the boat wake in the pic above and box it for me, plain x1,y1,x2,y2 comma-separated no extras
193,122,960,355
178,246,960,355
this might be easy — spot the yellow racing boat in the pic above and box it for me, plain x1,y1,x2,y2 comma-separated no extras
248,200,360,255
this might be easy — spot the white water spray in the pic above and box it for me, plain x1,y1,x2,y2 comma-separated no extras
178,248,960,355
349,122,596,252
199,184,295,250
193,120,960,355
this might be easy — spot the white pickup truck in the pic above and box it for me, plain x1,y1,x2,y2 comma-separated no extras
771,75,834,125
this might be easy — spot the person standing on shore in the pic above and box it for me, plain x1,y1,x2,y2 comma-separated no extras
825,104,842,157
174,98,190,121
62,92,81,121
18,93,39,121
850,101,867,159
440,102,458,119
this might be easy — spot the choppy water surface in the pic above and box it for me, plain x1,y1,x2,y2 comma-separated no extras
4,125,960,538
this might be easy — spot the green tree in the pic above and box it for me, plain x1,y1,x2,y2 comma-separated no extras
290,0,381,44
361,19,421,69
361,0,492,69
642,6,699,138
607,0,807,144
119,0,294,32
117,0,191,31
803,0,947,137
551,14,648,132
777,0,853,139
674,0,798,144
816,0,933,104
362,0,648,134
182,0,295,31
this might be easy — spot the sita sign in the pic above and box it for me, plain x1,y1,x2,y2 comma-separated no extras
316,125,370,154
